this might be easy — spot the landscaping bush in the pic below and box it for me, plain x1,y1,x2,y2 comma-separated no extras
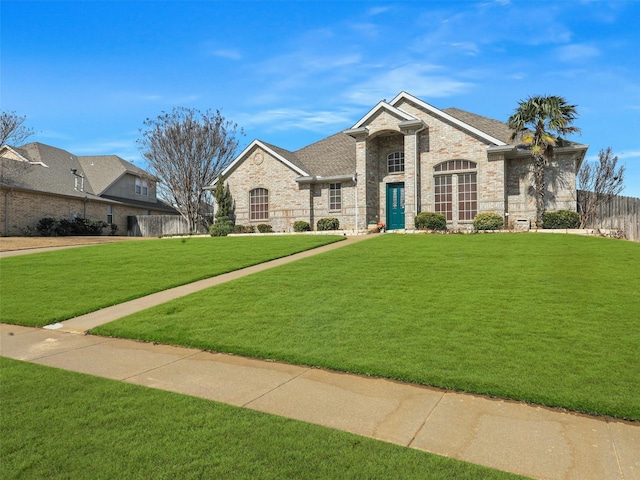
257,224,273,233
36,217,57,237
414,212,447,231
209,216,234,237
232,224,254,234
317,217,340,231
37,217,107,236
542,210,580,229
473,212,504,231
293,220,310,232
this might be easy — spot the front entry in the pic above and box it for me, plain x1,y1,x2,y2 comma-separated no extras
386,182,405,230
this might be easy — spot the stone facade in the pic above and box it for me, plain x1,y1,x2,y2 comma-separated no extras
215,92,588,233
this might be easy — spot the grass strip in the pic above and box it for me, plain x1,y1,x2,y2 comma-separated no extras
0,358,525,480
94,234,640,420
0,235,342,326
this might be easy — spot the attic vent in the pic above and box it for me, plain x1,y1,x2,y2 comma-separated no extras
71,169,84,192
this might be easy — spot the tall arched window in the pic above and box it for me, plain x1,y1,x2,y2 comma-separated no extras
250,188,269,220
387,152,405,173
434,160,477,222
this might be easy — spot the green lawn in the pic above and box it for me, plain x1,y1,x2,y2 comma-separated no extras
94,234,640,420
0,235,342,326
0,358,524,480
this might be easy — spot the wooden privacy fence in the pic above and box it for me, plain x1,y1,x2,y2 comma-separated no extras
127,215,189,237
577,191,640,242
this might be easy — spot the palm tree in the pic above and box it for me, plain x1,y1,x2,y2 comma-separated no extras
507,95,580,228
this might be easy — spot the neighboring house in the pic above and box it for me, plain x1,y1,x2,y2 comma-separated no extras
211,91,588,232
0,142,177,236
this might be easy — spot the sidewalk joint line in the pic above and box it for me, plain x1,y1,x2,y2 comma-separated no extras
120,349,204,381
407,391,446,448
606,419,626,480
241,367,311,408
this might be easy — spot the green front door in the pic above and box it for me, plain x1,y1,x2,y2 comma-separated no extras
386,182,405,230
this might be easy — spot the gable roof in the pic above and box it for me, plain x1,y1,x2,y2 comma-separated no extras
1,142,100,200
1,142,175,212
78,155,155,195
216,92,525,186
351,100,418,129
389,91,508,146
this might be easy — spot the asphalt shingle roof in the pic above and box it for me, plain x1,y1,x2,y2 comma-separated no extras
442,108,514,144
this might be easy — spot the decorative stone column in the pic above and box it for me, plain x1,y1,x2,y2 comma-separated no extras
345,127,369,232
400,120,425,230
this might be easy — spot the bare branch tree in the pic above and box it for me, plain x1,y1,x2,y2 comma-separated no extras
0,111,35,146
577,147,625,228
137,108,243,232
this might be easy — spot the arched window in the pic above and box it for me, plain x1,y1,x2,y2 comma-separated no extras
250,188,268,220
387,152,405,173
433,160,477,222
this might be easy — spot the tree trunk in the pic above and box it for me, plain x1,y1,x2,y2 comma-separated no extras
534,156,545,228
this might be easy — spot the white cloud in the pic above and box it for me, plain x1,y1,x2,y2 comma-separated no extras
556,44,600,62
344,64,472,105
211,49,242,60
236,107,360,133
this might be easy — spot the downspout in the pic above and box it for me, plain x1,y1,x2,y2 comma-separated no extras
83,196,88,218
4,190,8,236
414,125,426,219
352,172,358,232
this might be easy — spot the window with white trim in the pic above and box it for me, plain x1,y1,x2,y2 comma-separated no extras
107,205,114,224
329,183,341,211
387,152,405,173
434,160,477,222
250,188,269,220
135,177,148,196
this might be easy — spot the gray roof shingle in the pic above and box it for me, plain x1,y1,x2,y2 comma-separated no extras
442,108,514,144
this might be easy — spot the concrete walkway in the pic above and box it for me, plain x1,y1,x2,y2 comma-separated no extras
2,236,639,480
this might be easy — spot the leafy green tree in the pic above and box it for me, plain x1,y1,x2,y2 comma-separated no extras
507,96,580,228
213,174,233,221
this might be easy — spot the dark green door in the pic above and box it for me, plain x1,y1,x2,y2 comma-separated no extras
386,182,405,230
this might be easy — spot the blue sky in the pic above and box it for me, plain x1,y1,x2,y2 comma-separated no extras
2,0,639,197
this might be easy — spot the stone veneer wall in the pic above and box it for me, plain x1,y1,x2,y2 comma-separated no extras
224,146,356,232
505,152,578,227
396,101,506,228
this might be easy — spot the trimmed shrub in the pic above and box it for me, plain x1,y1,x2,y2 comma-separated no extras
209,216,234,237
293,220,310,232
257,224,273,233
473,212,504,231
543,210,580,229
415,212,447,231
232,224,255,234
37,217,107,236
317,217,340,231
36,217,57,237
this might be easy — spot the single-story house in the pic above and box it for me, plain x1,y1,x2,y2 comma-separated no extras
211,91,588,232
0,142,177,236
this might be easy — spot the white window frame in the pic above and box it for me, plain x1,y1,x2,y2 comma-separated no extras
387,152,405,173
250,188,269,221
107,205,114,224
329,183,342,211
135,177,148,196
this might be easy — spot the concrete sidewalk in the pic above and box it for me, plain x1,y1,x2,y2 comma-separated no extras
2,323,638,480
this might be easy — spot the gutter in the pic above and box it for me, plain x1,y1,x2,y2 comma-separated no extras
294,174,356,184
